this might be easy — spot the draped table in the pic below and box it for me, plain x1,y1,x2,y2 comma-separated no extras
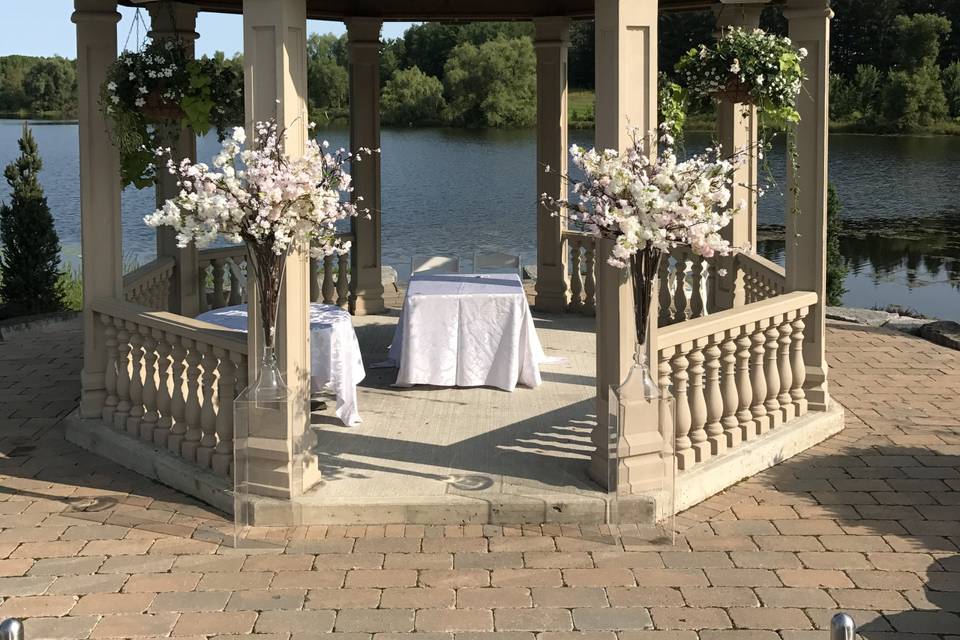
196,303,365,426
387,273,545,390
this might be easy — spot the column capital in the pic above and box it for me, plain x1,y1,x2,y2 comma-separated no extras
148,1,199,42
346,18,383,44
72,0,119,24
713,2,765,29
533,16,571,43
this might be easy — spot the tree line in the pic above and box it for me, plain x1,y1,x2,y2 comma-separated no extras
2,0,959,132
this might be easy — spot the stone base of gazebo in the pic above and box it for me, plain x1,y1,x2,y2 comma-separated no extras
64,310,843,525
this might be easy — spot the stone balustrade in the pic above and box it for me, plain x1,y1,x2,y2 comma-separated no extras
89,297,248,478
739,252,787,303
123,257,175,310
564,231,597,315
658,247,713,326
197,235,354,313
656,290,816,472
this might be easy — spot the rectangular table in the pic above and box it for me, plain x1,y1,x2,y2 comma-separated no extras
387,273,545,390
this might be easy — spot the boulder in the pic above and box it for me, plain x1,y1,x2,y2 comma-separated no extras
825,306,897,327
884,315,935,336
920,320,960,351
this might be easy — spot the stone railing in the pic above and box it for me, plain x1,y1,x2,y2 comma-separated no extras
655,290,817,472
197,247,248,313
89,298,248,478
563,230,597,315
123,257,175,310
197,235,354,313
738,252,786,304
658,247,713,326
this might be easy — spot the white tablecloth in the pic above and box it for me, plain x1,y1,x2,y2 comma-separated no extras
196,303,365,426
387,273,544,390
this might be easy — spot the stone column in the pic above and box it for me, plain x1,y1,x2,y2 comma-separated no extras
713,2,764,310
785,0,832,411
148,1,199,316
241,0,319,498
533,17,571,313
347,19,385,316
592,0,666,497
74,0,122,419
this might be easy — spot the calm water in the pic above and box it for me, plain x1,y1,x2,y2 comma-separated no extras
1,120,958,320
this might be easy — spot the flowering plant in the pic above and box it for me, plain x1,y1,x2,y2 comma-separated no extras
101,39,243,188
677,27,807,126
145,120,371,354
541,127,744,366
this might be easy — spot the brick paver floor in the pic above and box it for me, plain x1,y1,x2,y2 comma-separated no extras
1,320,959,639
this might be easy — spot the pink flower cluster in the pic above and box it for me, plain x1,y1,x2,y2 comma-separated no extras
542,127,746,268
145,120,372,257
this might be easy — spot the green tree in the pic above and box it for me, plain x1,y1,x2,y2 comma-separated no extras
825,183,848,306
22,57,75,113
568,20,595,90
307,33,349,115
403,23,463,80
883,64,949,129
380,38,407,87
851,64,882,116
0,125,63,316
943,61,960,116
891,13,952,71
443,38,537,128
381,66,446,126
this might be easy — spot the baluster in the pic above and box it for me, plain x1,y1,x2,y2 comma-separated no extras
228,259,243,306
113,318,131,431
720,332,741,449
749,322,769,435
309,256,321,303
735,326,754,441
568,240,584,313
161,274,172,310
212,259,226,309
212,348,237,476
658,353,674,462
583,242,597,316
181,339,203,461
231,353,248,477
658,258,671,326
197,264,209,313
153,329,173,447
240,258,249,303
101,315,118,423
791,310,808,416
322,254,336,305
703,335,725,456
671,347,693,470
336,252,350,309
673,256,690,321
196,343,218,468
687,341,708,462
167,333,188,454
690,258,705,318
777,314,795,421
764,321,782,428
139,327,159,442
125,323,144,436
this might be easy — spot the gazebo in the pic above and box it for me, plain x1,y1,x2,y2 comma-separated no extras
67,0,842,524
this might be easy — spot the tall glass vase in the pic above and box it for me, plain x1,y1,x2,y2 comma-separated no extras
619,246,663,400
246,241,290,402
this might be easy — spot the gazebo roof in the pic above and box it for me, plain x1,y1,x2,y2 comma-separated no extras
121,0,712,20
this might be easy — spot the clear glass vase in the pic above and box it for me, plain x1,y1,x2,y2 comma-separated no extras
251,344,288,402
618,343,659,400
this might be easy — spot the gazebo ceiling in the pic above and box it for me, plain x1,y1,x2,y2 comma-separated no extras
122,0,715,20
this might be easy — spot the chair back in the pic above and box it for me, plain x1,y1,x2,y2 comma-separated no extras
412,255,460,275
474,251,522,276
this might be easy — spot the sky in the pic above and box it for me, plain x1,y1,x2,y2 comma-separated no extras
0,1,414,58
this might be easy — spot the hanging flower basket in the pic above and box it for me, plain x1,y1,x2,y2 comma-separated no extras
140,91,185,122
712,76,754,104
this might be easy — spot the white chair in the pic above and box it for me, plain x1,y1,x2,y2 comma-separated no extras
474,251,522,277
411,255,460,275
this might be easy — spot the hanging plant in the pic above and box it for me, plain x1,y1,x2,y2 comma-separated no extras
100,39,243,189
677,27,807,219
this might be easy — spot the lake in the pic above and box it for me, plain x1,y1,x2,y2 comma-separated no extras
1,119,958,320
